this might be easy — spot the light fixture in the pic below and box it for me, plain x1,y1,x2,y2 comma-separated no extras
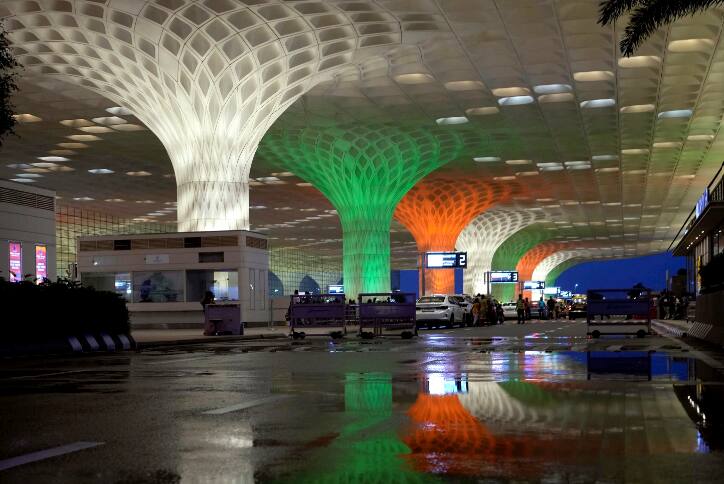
506,159,532,165
596,167,619,173
111,124,146,132
57,143,89,149
668,39,714,52
135,200,155,204
15,173,43,178
394,73,434,84
580,99,615,108
60,119,94,128
106,106,133,116
297,182,313,187
7,163,31,169
621,148,649,155
465,106,499,116
88,168,114,174
444,80,485,91
516,171,539,176
10,178,34,183
73,197,94,201
491,87,531,97
66,134,102,142
78,126,115,134
126,171,152,176
652,141,681,148
538,93,574,103
687,134,714,141
37,156,69,162
498,96,534,106
620,104,655,113
592,155,617,161
105,198,125,202
48,150,76,156
13,114,42,123
617,56,662,68
473,156,501,162
435,116,468,125
92,116,127,126
493,176,516,181
533,84,572,94
48,166,74,172
573,71,614,82
658,109,692,119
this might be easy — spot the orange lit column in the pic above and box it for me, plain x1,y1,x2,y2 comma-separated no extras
516,242,593,299
395,173,512,295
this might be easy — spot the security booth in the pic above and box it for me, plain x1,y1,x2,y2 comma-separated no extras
77,230,269,331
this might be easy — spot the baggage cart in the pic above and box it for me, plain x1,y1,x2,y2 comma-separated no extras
586,288,652,338
357,292,417,338
288,293,347,339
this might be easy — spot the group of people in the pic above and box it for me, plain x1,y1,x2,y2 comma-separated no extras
514,294,567,324
470,295,505,326
658,291,689,320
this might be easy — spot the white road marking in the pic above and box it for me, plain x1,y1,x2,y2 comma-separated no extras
0,441,104,471
152,356,210,365
203,395,289,415
9,370,87,380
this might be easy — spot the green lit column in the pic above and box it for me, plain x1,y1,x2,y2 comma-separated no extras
490,225,551,302
260,125,464,299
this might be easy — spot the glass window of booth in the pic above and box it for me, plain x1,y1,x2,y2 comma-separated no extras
82,272,131,301
133,271,185,303
187,270,239,303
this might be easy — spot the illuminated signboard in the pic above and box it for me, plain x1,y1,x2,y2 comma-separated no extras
523,280,545,290
426,251,467,269
695,189,709,219
489,271,518,283
35,245,47,282
328,284,344,294
559,290,572,298
8,242,21,282
543,286,560,295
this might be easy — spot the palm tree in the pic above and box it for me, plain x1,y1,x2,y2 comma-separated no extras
0,25,19,145
598,0,723,56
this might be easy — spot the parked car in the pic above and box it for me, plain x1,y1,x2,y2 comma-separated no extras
416,295,465,329
502,302,518,319
568,302,587,320
451,294,474,325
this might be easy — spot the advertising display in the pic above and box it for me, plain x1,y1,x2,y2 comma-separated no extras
8,242,21,282
426,251,467,269
523,280,545,290
328,284,344,294
489,271,518,283
543,286,560,295
35,245,47,282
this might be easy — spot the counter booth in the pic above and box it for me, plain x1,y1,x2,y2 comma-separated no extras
77,231,269,330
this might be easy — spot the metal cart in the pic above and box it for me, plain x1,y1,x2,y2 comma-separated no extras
357,292,417,338
586,288,652,338
288,293,347,339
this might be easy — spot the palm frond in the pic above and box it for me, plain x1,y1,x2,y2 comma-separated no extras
598,0,645,25
619,0,724,56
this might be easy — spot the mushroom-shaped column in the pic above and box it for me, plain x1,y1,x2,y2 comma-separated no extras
489,226,552,302
515,242,582,299
456,209,547,295
4,1,403,231
394,174,512,295
259,125,464,299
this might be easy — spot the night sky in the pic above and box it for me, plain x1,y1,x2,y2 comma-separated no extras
555,252,686,293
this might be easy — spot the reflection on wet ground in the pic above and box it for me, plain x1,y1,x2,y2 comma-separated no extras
3,336,724,483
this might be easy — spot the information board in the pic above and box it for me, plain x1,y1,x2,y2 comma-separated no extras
8,242,21,282
328,284,344,294
426,252,467,269
489,271,518,283
543,286,560,295
523,280,545,290
35,245,47,282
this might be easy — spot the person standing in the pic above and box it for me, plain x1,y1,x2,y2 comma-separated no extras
538,297,546,319
524,297,531,321
516,294,525,324
547,296,556,320
472,297,481,327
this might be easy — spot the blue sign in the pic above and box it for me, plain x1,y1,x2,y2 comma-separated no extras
695,189,709,218
426,252,467,269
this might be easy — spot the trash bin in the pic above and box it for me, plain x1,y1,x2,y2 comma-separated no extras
204,303,242,335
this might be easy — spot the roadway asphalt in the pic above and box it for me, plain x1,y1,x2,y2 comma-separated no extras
2,320,724,483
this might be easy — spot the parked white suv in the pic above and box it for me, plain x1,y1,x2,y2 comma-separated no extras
416,295,466,329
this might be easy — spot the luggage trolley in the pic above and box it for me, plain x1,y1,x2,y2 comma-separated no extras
357,292,417,339
586,288,652,338
288,293,347,339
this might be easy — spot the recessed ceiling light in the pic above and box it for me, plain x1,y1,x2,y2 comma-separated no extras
498,96,534,106
10,178,34,183
506,159,532,165
537,162,562,167
668,39,714,52
687,134,714,141
297,182,312,187
48,150,76,156
652,141,681,148
596,167,620,173
592,155,617,161
617,56,662,68
394,73,434,84
24,168,49,173
620,104,655,113
78,126,115,134
250,205,267,209
48,166,74,172
491,87,531,97
60,119,95,128
580,99,615,108
621,148,649,155
135,200,155,204
88,168,114,174
15,173,43,178
444,80,485,91
538,93,574,103
106,106,133,116
435,116,468,125
66,134,102,142
271,172,294,177
565,161,590,166
32,162,58,168
465,106,499,116
533,84,572,94
658,109,692,119
126,171,152,176
473,156,501,162
624,169,647,175
7,163,31,169
73,197,94,201
37,156,69,162
57,143,89,149
516,171,539,176
111,124,146,132
105,198,125,202
539,165,564,171
573,71,614,82
257,176,281,182
13,114,42,123
493,176,516,181
92,116,127,126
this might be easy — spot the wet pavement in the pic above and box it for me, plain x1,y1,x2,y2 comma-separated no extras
2,321,724,483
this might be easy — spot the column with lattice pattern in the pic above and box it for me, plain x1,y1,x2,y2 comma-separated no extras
259,125,464,299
